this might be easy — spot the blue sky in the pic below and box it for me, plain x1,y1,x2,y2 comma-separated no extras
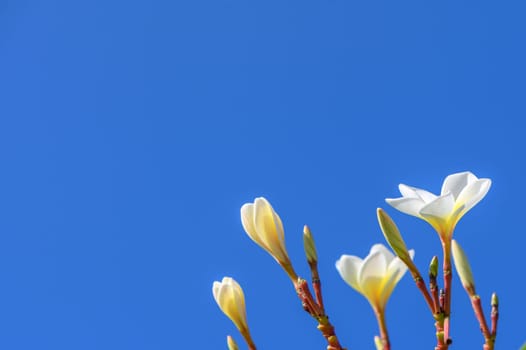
1,0,525,349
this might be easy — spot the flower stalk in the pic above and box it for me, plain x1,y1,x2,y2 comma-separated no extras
303,225,324,312
375,308,390,350
299,226,345,349
471,296,493,350
294,278,346,350
442,238,453,347
428,255,448,350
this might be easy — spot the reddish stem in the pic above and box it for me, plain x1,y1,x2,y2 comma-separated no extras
313,278,325,313
434,323,446,350
442,239,452,346
471,296,491,340
243,332,258,350
439,289,445,312
375,309,390,350
413,276,436,314
409,265,443,349
430,275,441,315
309,261,325,313
294,279,346,350
433,289,446,350
376,311,391,350
469,295,495,350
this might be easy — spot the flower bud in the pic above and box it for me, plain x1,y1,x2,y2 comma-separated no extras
491,292,499,307
377,208,412,264
226,335,239,350
241,197,297,280
374,336,383,350
451,240,476,295
213,277,251,336
429,256,438,279
303,225,318,264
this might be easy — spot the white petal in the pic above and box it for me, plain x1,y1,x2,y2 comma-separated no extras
441,171,477,198
414,189,438,203
222,286,242,325
369,244,395,264
456,179,491,220
336,255,362,292
456,179,491,214
398,184,420,198
386,197,425,217
271,209,286,248
215,282,231,313
379,251,413,307
386,249,413,286
420,192,455,219
254,198,278,247
400,184,437,203
229,278,246,315
241,203,264,246
377,269,399,309
385,258,405,283
359,250,388,290
212,281,221,303
230,279,247,326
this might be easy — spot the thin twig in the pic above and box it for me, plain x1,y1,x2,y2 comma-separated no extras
294,279,346,350
309,260,325,313
442,239,452,347
412,275,435,313
429,272,441,314
375,309,390,350
470,295,495,350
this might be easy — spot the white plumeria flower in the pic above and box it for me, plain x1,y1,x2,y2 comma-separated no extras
335,244,414,312
386,171,491,238
212,277,250,336
241,198,295,278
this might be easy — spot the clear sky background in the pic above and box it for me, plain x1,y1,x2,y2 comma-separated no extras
1,0,525,349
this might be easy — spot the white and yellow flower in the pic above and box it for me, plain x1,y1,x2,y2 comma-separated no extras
212,277,251,337
335,244,414,312
386,171,491,239
241,197,296,279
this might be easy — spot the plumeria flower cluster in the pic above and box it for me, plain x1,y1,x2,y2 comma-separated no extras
212,171,503,350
